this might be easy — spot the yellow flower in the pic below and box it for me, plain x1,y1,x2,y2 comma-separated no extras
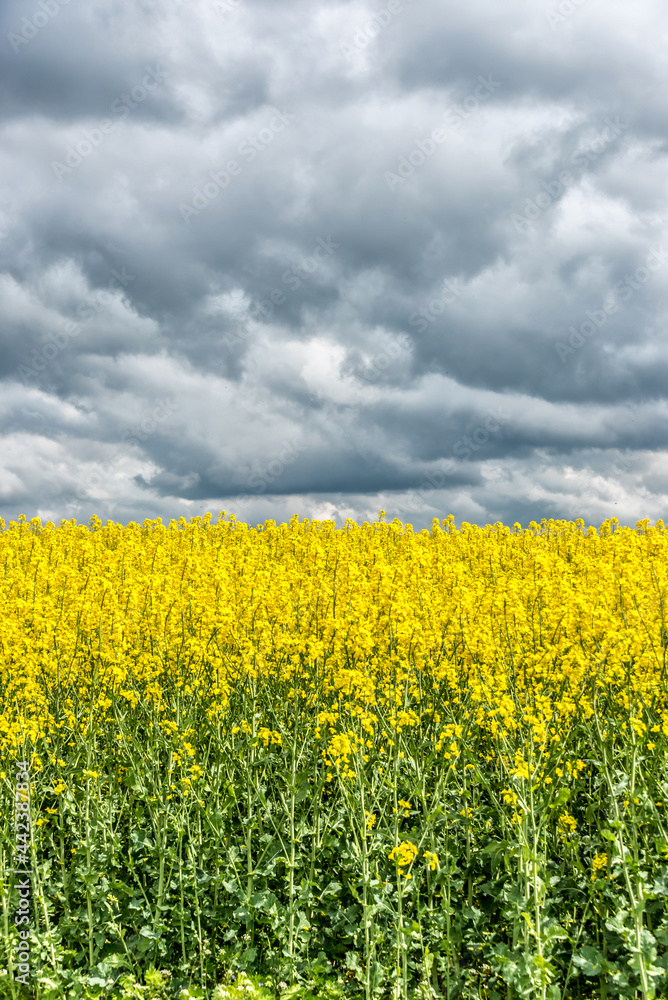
591,853,608,880
389,840,418,872
558,811,578,840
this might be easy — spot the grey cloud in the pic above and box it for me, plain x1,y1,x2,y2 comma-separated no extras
1,0,668,530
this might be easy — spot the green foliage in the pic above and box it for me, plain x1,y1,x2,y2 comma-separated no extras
1,673,668,1000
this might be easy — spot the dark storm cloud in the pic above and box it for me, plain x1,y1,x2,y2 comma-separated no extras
1,0,667,530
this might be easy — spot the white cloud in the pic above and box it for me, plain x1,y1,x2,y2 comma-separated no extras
1,0,667,528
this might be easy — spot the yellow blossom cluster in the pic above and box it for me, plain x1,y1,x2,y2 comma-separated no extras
591,852,608,881
557,811,578,839
388,840,419,877
1,512,668,758
423,850,439,871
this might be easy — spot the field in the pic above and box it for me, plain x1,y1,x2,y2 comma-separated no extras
1,511,668,1000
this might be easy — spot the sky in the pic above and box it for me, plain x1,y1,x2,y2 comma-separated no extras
1,0,667,530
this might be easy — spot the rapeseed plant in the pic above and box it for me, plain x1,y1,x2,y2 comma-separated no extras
0,512,667,999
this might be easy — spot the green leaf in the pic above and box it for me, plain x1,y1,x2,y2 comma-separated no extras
240,947,256,967
585,802,600,823
139,926,161,940
553,787,570,809
651,874,668,896
320,881,342,900
345,951,360,971
573,945,604,976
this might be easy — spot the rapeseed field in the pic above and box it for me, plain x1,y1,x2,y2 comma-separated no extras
1,512,667,1000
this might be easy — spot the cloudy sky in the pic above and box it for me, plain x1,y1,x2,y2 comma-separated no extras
1,0,667,529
